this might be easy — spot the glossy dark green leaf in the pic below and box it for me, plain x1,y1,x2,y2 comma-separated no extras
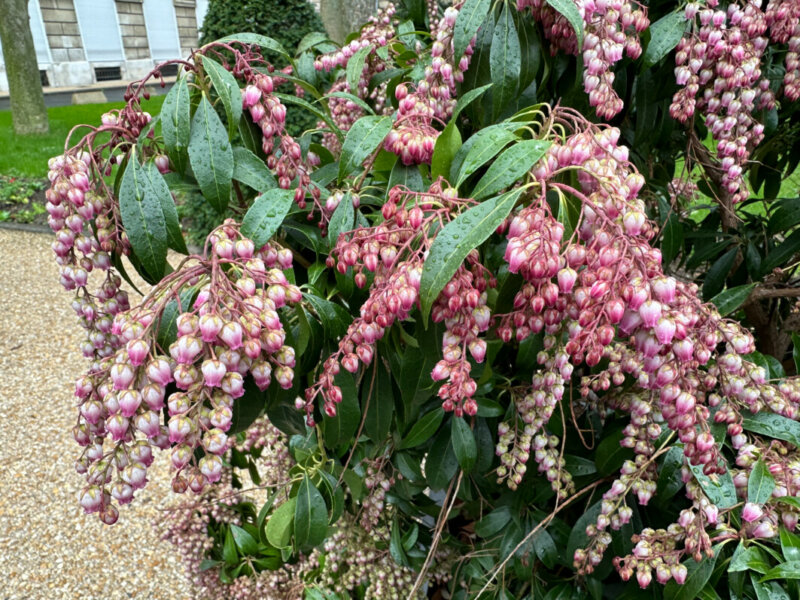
400,407,444,449
240,188,295,248
451,416,477,473
748,460,776,505
273,92,341,138
346,44,372,97
388,160,424,192
760,561,800,582
214,33,290,59
321,372,360,448
200,55,242,139
729,543,770,573
453,0,492,63
564,455,598,478
656,446,685,500
118,150,168,280
338,115,393,182
781,527,800,562
643,11,687,67
751,575,791,600
594,428,632,477
294,475,328,550
475,505,513,537
420,187,523,323
743,412,800,447
546,0,583,49
431,120,462,182
490,4,521,120
762,229,800,274
304,293,351,338
452,124,518,185
710,283,755,316
229,378,267,434
702,247,738,300
326,192,355,249
768,197,800,234
472,139,551,199
363,361,394,442
233,146,277,192
188,94,234,212
690,461,738,508
161,76,191,175
390,517,409,566
230,524,259,556
426,424,458,490
156,287,196,350
661,214,684,265
663,546,720,600
566,501,602,562
143,161,188,254
223,528,238,565
265,498,295,548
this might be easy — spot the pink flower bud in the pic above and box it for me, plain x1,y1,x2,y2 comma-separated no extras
742,502,763,523
126,339,149,367
106,414,130,441
638,300,662,328
168,415,193,443
219,321,243,350
751,521,776,539
675,392,696,415
154,154,170,174
654,317,676,345
79,486,103,514
242,85,262,109
557,267,578,293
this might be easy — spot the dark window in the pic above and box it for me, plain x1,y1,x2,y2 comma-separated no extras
40,70,49,87
94,66,122,82
159,64,179,77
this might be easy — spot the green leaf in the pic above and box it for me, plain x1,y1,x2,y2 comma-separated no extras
296,31,332,54
338,115,393,182
230,524,259,556
793,333,800,374
322,372,360,448
388,160,424,192
475,505,513,537
363,361,394,442
760,561,800,581
752,575,791,600
118,150,168,280
768,197,800,234
273,92,341,139
690,461,738,508
240,188,295,248
594,428,632,477
233,146,277,192
546,0,584,50
431,120,462,182
420,187,523,323
661,214,684,265
426,424,459,490
643,11,687,67
213,33,290,59
762,229,800,274
346,44,372,96
781,527,800,562
663,546,721,600
729,543,770,573
223,528,238,565
200,55,242,139
710,284,755,316
327,91,375,116
490,4,521,120
229,378,268,434
743,412,800,447
452,124,518,186
161,76,191,175
390,517,409,566
702,247,738,300
304,293,351,338
326,192,355,249
748,460,776,505
472,139,551,200
143,161,188,254
188,94,234,212
294,474,328,550
453,83,493,121
453,0,492,64
265,498,296,548
451,416,477,473
156,287,196,350
400,407,444,449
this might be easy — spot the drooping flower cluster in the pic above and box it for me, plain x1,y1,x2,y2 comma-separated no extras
517,0,649,119
488,107,800,585
305,181,492,421
46,153,130,363
670,1,774,204
766,0,800,100
73,222,300,523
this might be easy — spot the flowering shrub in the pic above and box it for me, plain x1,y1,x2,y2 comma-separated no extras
46,0,800,598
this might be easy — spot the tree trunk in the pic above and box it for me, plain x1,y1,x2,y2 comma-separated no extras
319,0,377,44
0,0,49,134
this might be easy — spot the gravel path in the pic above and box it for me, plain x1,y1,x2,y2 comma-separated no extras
0,229,193,599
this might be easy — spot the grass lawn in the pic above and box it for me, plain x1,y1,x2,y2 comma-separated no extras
0,96,165,178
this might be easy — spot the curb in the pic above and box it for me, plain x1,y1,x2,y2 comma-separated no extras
0,222,51,234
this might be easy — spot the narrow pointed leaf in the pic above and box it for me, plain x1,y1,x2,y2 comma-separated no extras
240,188,296,248
451,416,477,473
161,76,190,175
420,187,524,323
233,146,277,192
143,161,188,254
453,0,492,63
338,115,393,181
490,4,521,120
748,460,776,505
710,283,755,316
546,0,584,50
200,55,242,139
188,94,234,212
643,11,687,67
472,139,551,199
294,475,328,550
346,44,372,96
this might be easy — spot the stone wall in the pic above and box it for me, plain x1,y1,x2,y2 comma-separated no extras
174,0,199,56
115,1,150,61
39,0,84,64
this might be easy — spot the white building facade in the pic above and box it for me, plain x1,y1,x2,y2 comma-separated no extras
0,0,209,92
